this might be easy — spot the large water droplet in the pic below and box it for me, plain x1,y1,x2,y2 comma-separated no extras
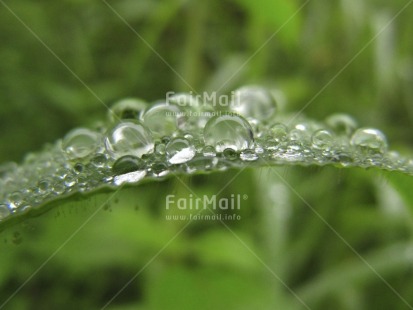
203,113,254,152
350,128,388,154
142,103,184,137
166,138,196,164
230,86,277,120
105,121,154,159
326,113,358,136
62,128,100,160
108,98,147,122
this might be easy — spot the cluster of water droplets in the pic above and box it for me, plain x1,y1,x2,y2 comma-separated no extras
1,86,412,224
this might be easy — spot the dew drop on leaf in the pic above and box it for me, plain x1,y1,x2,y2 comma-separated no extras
112,155,144,176
166,138,196,164
223,148,238,160
142,103,185,137
350,128,388,154
240,149,258,161
105,121,154,159
203,113,254,152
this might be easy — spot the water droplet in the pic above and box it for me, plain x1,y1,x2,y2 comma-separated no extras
326,113,358,136
155,143,166,155
105,121,154,159
142,103,184,137
0,204,11,220
202,145,216,157
62,128,100,160
64,174,76,188
151,162,169,177
223,148,238,160
91,153,107,168
312,129,334,150
161,136,171,144
52,181,66,195
166,138,196,164
204,113,254,152
37,179,51,194
9,191,23,207
230,86,277,120
108,98,147,122
350,128,388,154
268,123,288,143
240,150,258,161
73,163,84,174
288,129,306,143
112,155,144,175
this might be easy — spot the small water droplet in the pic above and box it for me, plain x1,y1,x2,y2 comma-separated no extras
112,155,144,176
155,143,166,155
105,121,154,159
326,113,358,136
108,98,147,122
9,191,23,207
268,123,288,142
151,162,169,177
52,181,66,195
64,174,76,188
350,128,388,154
202,145,216,157
91,153,108,168
240,150,258,161
204,113,254,152
37,179,51,194
223,148,238,160
312,129,334,150
62,128,100,160
230,86,277,120
73,163,84,174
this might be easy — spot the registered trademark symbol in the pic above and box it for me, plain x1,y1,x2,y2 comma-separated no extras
243,194,248,200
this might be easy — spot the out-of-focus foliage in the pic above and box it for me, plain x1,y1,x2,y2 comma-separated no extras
1,0,413,309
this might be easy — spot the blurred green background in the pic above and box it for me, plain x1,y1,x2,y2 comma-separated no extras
1,0,413,309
